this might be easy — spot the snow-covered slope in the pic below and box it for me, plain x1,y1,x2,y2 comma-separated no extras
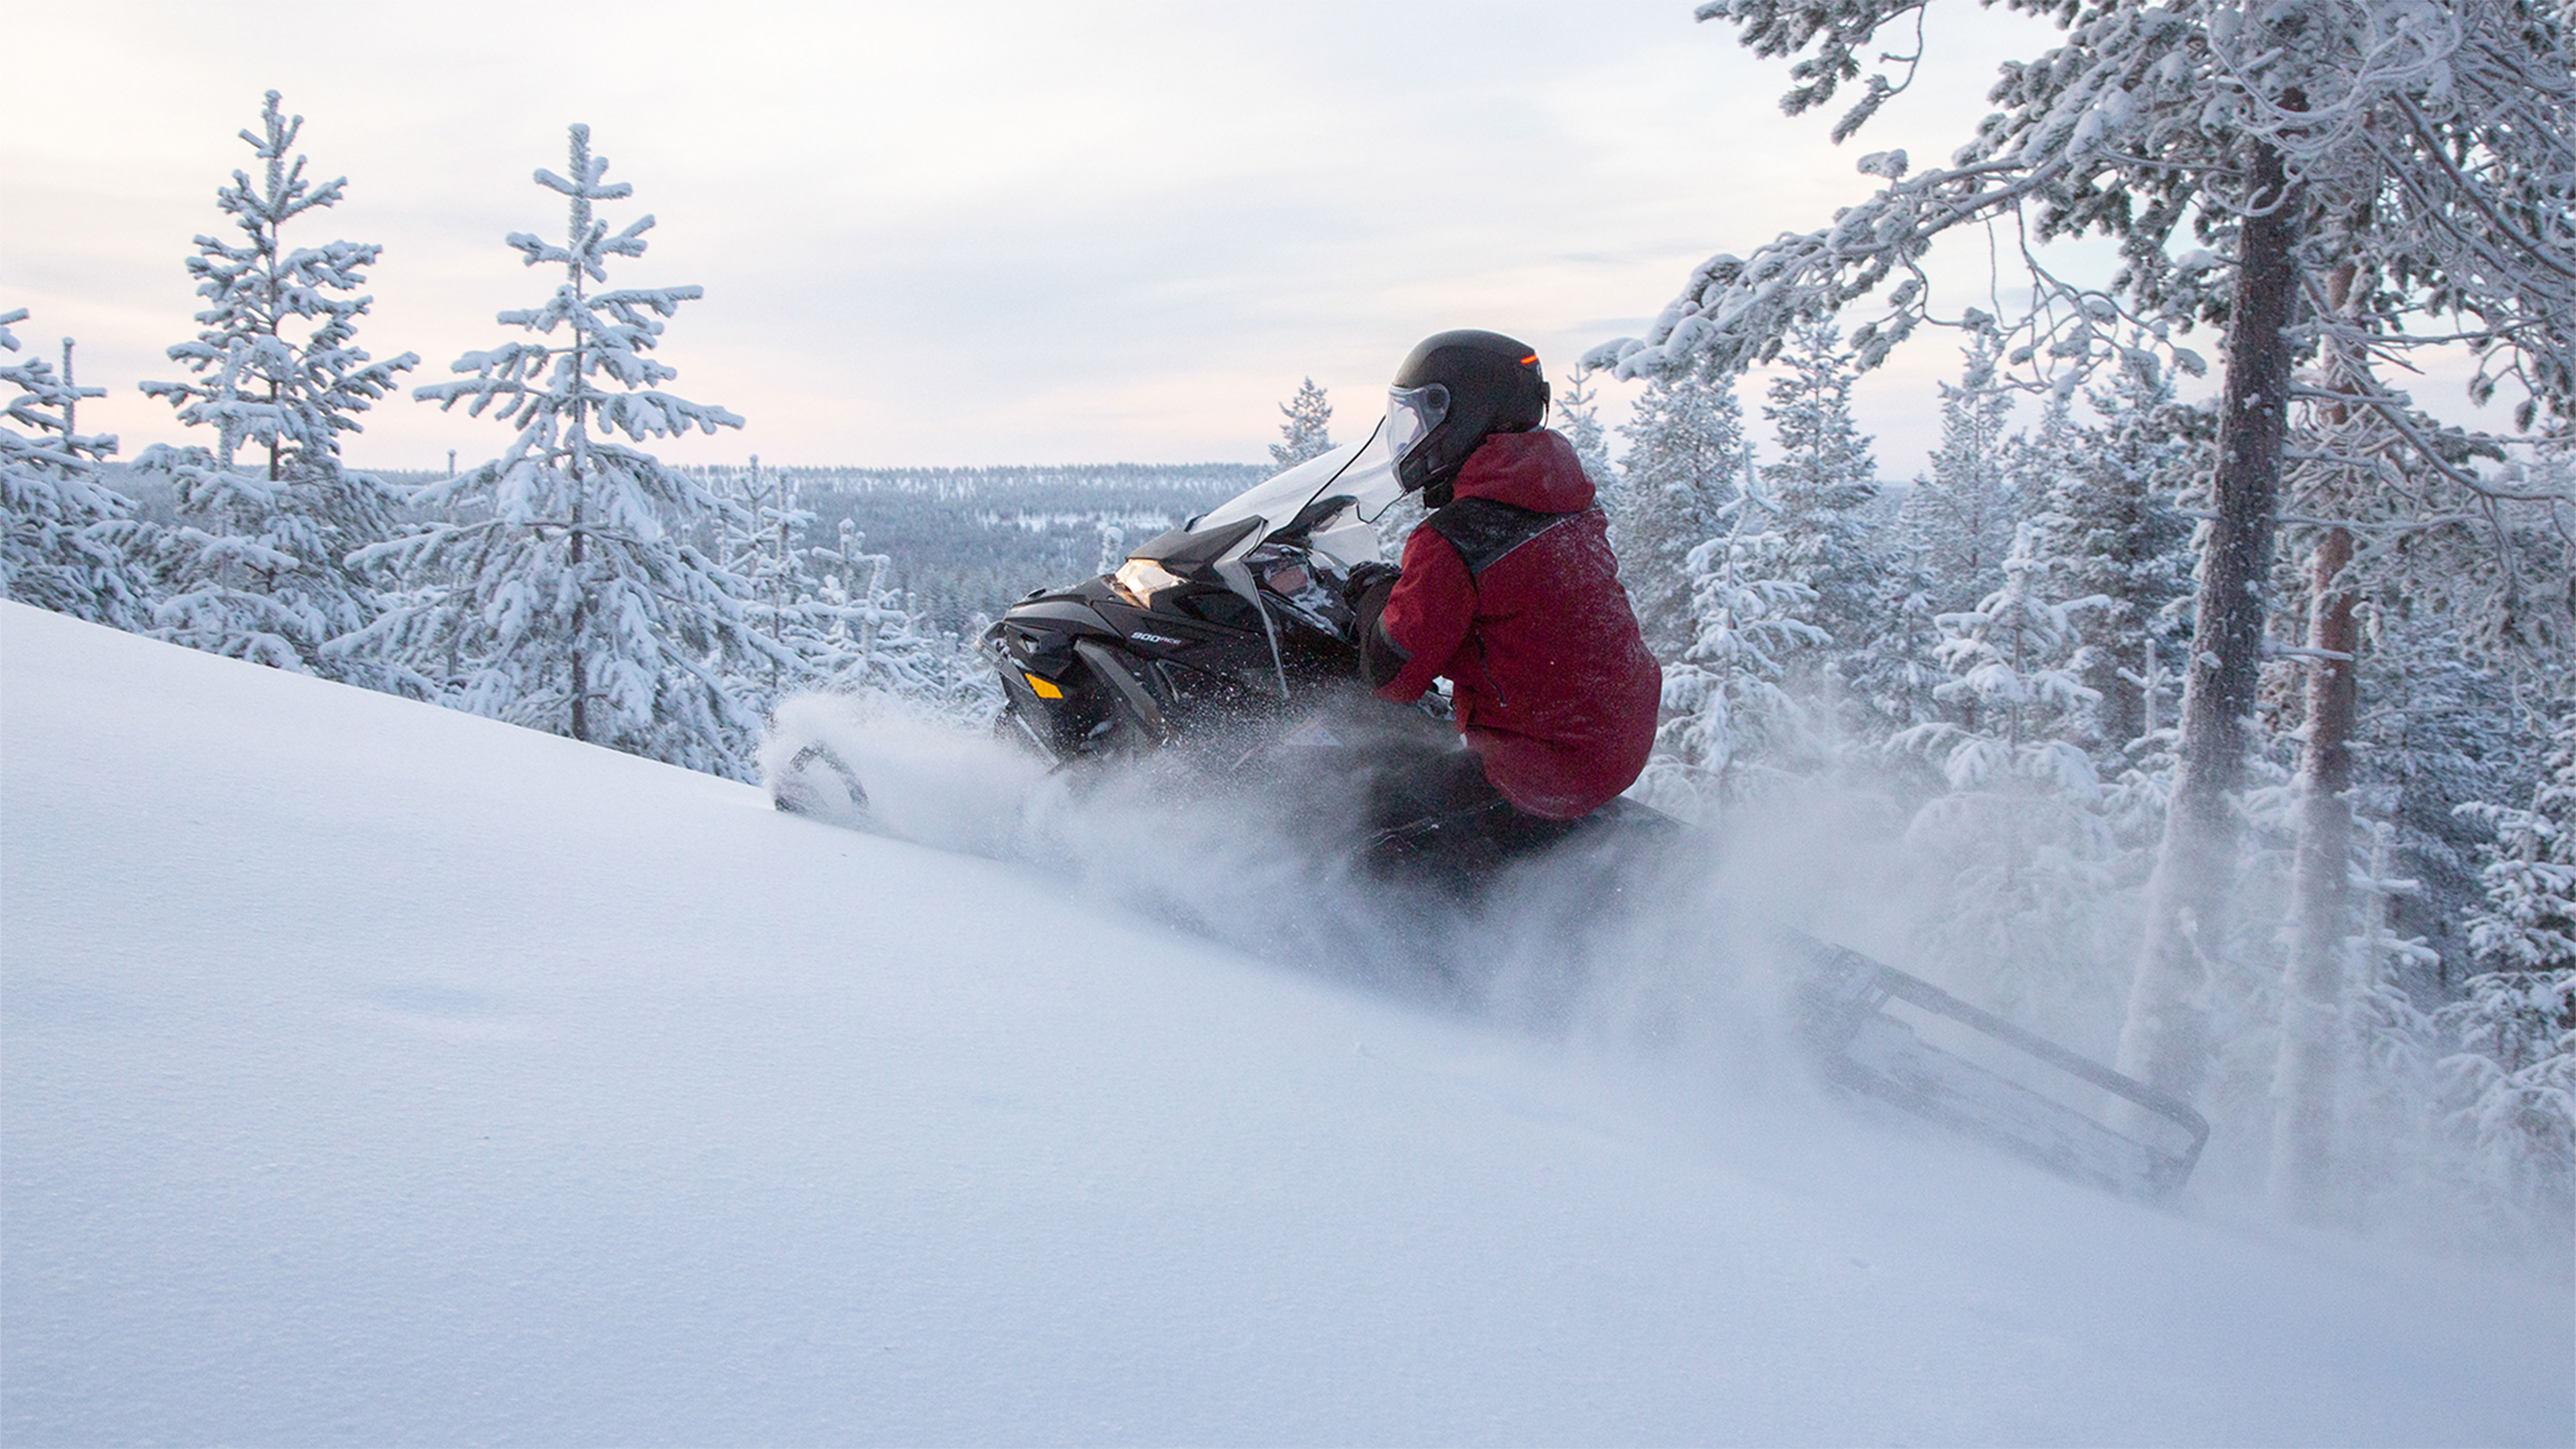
3,601,2567,1446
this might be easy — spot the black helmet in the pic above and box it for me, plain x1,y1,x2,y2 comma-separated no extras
1384,329,1550,499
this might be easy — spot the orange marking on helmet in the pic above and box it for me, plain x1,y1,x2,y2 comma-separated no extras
1519,354,1538,364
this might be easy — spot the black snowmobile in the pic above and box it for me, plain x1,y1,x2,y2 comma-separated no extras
978,424,1408,764
764,430,2209,1202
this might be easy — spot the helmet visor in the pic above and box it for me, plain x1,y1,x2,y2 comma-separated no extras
1383,383,1449,469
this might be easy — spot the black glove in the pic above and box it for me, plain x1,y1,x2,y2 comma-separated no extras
1341,561,1400,608
1345,564,1408,686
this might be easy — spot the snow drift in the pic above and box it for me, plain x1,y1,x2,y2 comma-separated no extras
2,601,2567,1445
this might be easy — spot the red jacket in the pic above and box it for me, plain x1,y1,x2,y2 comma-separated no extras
1375,429,1662,819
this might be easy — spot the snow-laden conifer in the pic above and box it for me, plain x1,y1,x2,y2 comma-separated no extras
1759,321,1928,739
1270,378,1334,469
135,92,418,685
1613,364,1748,658
716,456,843,714
806,520,952,701
1553,369,1616,490
1895,523,2121,1028
362,124,760,776
1591,0,2576,1107
1642,466,1830,815
2434,712,2576,1224
2037,359,2200,760
2,314,155,628
1899,330,2020,618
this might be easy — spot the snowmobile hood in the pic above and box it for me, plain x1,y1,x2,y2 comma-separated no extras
1450,429,1592,515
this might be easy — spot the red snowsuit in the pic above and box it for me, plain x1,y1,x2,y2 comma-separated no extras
1374,429,1662,820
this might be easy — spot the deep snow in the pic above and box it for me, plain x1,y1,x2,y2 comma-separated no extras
2,601,2567,1446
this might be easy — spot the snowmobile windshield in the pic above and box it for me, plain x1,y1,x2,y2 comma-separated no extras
1183,418,1404,568
1383,383,1448,475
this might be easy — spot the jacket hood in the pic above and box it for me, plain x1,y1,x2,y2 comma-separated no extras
1451,429,1594,515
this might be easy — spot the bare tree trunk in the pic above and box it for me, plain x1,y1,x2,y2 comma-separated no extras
2120,137,2302,1101
2272,523,2358,1214
2272,259,2368,1217
569,520,589,744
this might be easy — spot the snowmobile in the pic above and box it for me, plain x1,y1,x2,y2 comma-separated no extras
978,425,1405,764
764,429,2210,1202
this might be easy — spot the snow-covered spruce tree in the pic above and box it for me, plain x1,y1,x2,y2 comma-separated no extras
1645,463,1832,813
2435,711,2576,1224
1760,320,1928,742
363,123,762,777
805,520,950,701
2344,430,2576,981
2039,357,2201,761
1899,328,2021,619
1554,368,1617,490
2004,385,2076,535
1270,377,1334,469
2,314,156,628
1613,363,1750,658
716,455,844,714
135,91,418,686
2264,254,2572,1214
1590,0,2576,1106
1895,522,2122,1030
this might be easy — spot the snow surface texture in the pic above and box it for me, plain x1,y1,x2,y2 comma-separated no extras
3,600,2568,1446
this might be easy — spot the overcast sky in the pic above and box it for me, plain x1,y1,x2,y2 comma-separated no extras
18,1,2145,475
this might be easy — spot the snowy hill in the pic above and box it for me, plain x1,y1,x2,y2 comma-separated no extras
3,600,2567,1445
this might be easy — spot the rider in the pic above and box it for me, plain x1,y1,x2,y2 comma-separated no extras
1345,329,1662,876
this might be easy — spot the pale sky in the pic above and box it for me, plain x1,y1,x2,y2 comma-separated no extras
15,1,2194,476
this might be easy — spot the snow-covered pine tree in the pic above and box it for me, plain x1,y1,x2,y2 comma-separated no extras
1270,378,1333,469
2039,357,2199,762
1759,320,1926,741
2435,711,2576,1224
135,92,418,687
717,455,837,714
1554,368,1616,490
2,314,156,628
1895,522,2121,1029
2003,385,2076,537
362,123,761,777
1644,463,1831,814
1899,328,2020,618
1587,0,2576,1107
1613,363,1748,658
808,521,950,700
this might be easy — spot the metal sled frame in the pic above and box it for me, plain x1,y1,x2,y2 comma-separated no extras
1792,936,2210,1201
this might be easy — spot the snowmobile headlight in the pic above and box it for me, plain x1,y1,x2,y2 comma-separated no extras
1111,556,1186,606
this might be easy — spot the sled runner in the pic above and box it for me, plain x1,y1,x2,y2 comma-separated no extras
1789,933,2210,1201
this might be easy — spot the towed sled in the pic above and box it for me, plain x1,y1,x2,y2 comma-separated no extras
766,430,2210,1202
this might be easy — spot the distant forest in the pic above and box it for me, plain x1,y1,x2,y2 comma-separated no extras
103,461,1271,640
753,464,1269,634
